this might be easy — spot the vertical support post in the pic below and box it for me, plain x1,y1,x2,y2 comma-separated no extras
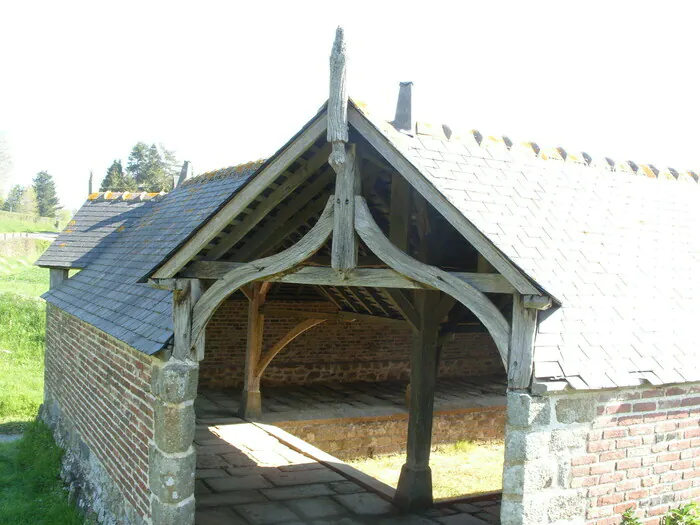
49,268,69,289
331,144,359,273
395,289,441,511
150,350,199,523
240,282,269,420
389,173,410,252
508,294,537,389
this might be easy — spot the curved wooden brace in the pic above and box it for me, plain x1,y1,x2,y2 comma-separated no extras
354,196,511,366
191,198,335,343
255,318,327,377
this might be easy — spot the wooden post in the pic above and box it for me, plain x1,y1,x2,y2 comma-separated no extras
508,293,538,389
395,289,441,511
240,282,270,420
331,144,359,272
49,268,69,289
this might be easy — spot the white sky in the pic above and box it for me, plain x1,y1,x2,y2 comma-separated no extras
1,1,698,211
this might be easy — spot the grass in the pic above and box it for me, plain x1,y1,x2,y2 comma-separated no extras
0,293,46,434
0,211,58,233
0,254,50,297
346,440,504,500
0,421,83,524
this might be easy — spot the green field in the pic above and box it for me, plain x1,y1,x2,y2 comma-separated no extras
0,210,58,233
0,254,50,297
0,422,83,524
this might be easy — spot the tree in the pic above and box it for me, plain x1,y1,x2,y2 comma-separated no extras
100,160,135,192
2,184,23,212
126,142,176,192
33,171,61,218
18,186,37,215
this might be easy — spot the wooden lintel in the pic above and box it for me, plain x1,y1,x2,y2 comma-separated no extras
523,294,552,310
180,262,515,294
263,306,408,328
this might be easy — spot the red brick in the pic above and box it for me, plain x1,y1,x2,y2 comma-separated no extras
633,402,657,412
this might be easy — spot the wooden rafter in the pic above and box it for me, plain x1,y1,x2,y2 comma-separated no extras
236,174,334,260
191,198,335,344
263,307,406,327
348,106,542,296
206,143,332,260
354,196,510,366
152,113,328,279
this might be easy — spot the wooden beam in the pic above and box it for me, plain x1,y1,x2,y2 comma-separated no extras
255,318,327,377
389,173,410,252
331,144,359,273
355,196,510,367
508,293,537,389
181,262,515,294
49,268,69,289
524,294,552,310
191,198,334,345
235,169,334,260
315,286,343,309
348,106,541,296
151,112,327,279
395,290,441,511
384,289,420,332
206,143,332,260
172,279,202,360
240,282,267,420
262,307,408,327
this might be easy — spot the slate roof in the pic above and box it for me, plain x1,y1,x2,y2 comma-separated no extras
354,104,700,389
38,164,261,354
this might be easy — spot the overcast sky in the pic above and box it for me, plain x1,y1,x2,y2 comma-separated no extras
1,1,698,211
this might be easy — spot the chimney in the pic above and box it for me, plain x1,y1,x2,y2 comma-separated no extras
88,170,93,195
175,161,192,188
391,82,413,133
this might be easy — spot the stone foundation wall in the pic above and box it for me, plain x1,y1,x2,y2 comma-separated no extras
43,305,158,523
501,383,700,525
202,299,503,388
276,406,506,459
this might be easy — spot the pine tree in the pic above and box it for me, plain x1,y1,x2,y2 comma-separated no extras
100,160,135,192
126,142,176,192
33,171,61,217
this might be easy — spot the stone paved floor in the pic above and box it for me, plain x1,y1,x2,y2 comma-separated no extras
195,420,501,525
197,377,506,423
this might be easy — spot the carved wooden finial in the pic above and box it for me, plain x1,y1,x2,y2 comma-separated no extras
328,26,348,172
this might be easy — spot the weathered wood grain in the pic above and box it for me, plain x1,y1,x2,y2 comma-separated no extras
181,262,514,294
348,107,540,296
508,293,537,389
191,198,334,344
331,144,359,273
152,113,327,279
255,318,327,377
355,196,510,366
328,26,348,172
262,307,407,327
206,143,331,260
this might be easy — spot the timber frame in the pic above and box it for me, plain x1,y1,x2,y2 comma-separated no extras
153,28,553,513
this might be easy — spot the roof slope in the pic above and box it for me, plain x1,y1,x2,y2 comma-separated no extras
39,166,260,354
357,107,700,389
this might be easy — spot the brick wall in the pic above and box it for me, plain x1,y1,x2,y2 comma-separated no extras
202,299,503,388
43,304,157,520
277,406,506,459
501,383,700,525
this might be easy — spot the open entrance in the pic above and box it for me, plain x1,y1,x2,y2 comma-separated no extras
194,286,508,496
